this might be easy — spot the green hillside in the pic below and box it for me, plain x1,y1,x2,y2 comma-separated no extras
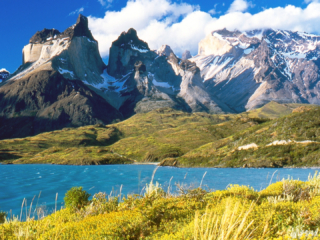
0,103,319,167
174,105,320,168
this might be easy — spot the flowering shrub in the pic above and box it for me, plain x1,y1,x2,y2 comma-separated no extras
2,175,320,239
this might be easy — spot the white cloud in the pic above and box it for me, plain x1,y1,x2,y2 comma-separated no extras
69,7,84,16
98,0,114,8
208,4,219,15
88,0,320,59
227,0,253,13
304,0,318,3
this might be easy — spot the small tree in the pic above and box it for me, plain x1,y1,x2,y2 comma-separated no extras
64,187,91,210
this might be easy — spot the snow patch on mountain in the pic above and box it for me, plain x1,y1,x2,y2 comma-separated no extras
0,69,9,82
58,68,75,78
84,69,130,94
130,44,149,53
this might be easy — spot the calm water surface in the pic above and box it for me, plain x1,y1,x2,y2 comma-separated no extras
0,164,318,218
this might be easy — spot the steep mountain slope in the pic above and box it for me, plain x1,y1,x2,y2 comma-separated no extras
0,70,122,139
190,29,320,112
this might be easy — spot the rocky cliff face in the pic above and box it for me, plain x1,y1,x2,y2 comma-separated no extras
11,14,105,85
88,28,227,117
190,29,320,111
0,69,9,82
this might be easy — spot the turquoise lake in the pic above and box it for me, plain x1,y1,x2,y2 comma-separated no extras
0,164,318,219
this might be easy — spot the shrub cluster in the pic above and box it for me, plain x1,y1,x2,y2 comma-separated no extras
2,174,320,239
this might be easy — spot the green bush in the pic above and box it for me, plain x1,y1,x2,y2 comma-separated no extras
0,211,7,224
64,187,91,210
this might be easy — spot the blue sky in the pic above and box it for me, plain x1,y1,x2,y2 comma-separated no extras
0,0,315,73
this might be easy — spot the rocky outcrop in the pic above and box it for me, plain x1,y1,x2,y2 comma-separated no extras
29,29,61,44
0,70,122,140
181,50,192,60
11,14,105,85
0,69,9,82
157,45,174,57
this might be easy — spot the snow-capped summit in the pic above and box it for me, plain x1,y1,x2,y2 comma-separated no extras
0,69,9,82
190,28,320,112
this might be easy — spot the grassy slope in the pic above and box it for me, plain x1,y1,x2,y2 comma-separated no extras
176,105,320,168
0,108,233,164
0,103,318,167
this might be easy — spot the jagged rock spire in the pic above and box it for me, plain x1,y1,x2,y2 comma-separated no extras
29,14,96,44
60,14,96,41
157,45,174,57
112,28,150,50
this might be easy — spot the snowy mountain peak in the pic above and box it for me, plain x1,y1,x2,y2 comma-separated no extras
112,28,150,53
189,28,320,112
209,29,320,60
0,69,9,82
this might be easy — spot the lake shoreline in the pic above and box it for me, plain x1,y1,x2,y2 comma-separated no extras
2,161,320,169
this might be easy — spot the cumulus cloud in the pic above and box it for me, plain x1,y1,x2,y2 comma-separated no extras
227,0,253,13
69,7,84,16
88,0,320,58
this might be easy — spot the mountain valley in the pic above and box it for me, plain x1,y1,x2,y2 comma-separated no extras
0,102,319,168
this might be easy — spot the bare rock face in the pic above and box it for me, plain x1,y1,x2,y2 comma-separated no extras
0,69,9,82
107,28,150,78
0,70,122,140
11,14,105,85
59,14,95,41
105,29,185,117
